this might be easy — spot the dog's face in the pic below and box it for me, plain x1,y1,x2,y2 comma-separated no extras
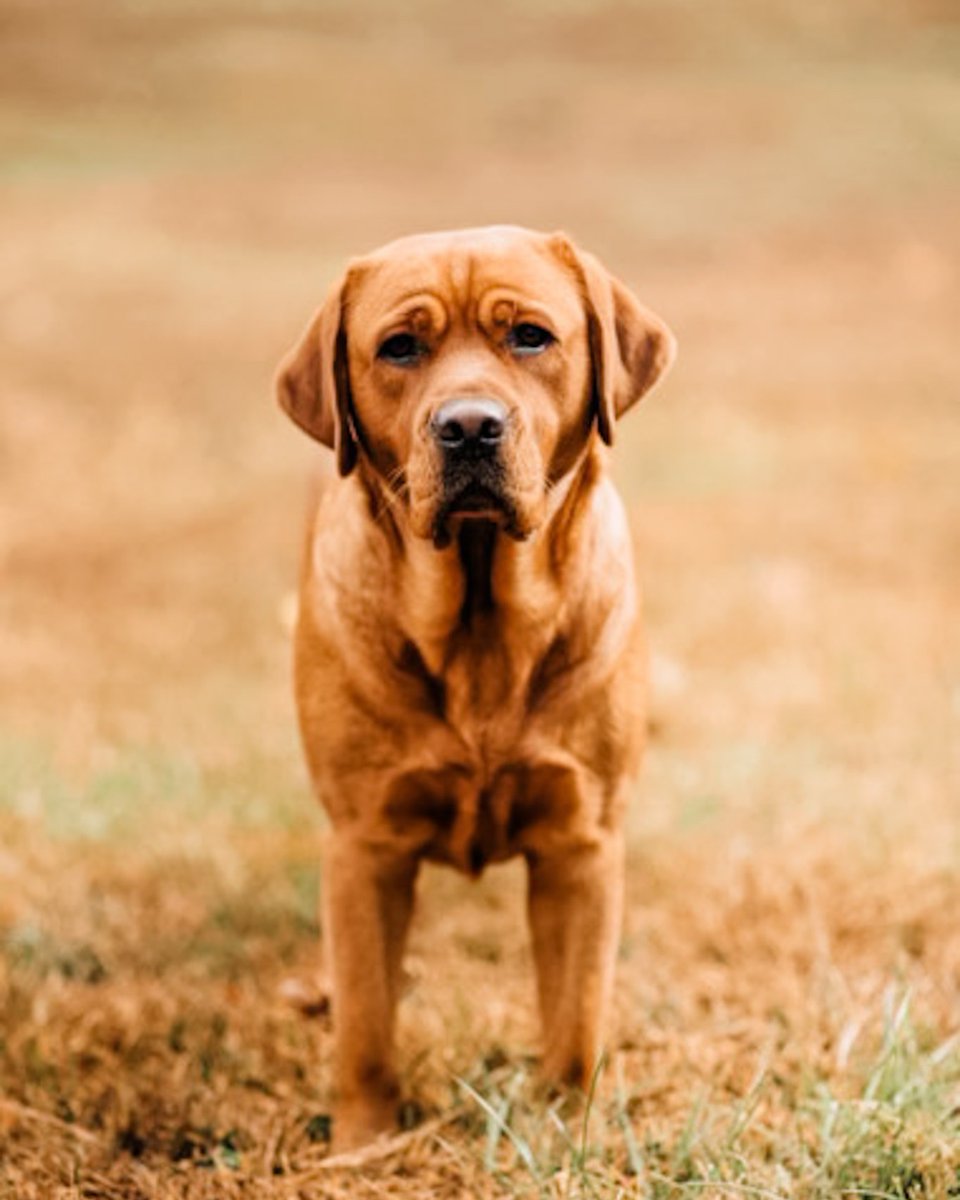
345,229,597,546
276,226,675,546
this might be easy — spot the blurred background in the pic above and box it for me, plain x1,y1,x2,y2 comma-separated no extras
1,1,958,1193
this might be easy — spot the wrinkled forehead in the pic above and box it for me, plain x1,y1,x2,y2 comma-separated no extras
345,229,583,332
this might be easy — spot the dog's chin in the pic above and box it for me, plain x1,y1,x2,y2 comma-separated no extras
430,485,530,550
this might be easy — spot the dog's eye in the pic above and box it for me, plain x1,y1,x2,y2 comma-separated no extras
377,333,426,366
507,323,555,355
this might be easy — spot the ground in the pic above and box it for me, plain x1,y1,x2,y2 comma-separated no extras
1,1,959,1196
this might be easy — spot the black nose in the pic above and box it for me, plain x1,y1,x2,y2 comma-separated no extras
432,397,506,454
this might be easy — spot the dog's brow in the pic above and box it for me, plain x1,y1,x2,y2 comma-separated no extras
446,253,474,308
374,292,449,338
477,286,560,330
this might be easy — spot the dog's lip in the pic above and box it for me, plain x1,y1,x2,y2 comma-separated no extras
431,483,523,548
446,484,504,517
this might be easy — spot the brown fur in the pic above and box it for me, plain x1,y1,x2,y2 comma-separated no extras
274,225,675,1148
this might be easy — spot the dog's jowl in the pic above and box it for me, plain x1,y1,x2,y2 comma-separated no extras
275,225,676,1149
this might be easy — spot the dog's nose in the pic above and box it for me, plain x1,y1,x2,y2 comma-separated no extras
432,397,506,454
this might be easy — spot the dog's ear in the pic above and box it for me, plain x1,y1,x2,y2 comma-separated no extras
551,235,676,446
274,272,358,476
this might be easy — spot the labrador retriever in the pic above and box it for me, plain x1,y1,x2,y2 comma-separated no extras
275,225,675,1148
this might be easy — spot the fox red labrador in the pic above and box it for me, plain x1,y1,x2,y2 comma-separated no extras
275,225,675,1148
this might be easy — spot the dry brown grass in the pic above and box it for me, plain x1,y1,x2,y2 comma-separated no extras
2,1,959,1195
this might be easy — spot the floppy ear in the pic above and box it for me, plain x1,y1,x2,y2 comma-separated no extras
274,273,358,476
553,236,676,446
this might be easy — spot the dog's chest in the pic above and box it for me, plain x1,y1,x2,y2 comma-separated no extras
381,740,600,876
380,629,607,875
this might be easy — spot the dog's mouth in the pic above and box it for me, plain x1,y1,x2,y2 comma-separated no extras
432,482,524,549
448,484,503,517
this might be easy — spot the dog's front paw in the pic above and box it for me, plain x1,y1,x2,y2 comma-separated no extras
333,1093,399,1152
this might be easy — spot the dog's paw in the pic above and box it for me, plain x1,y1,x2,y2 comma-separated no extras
333,1097,398,1152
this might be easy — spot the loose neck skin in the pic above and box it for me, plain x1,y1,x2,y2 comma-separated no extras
359,447,606,679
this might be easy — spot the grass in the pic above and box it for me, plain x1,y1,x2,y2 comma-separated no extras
21,1002,950,1199
2,739,958,1195
449,999,960,1199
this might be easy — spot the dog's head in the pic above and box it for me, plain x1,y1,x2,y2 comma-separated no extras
276,226,675,547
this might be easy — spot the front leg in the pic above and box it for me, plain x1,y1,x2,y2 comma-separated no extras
526,831,625,1086
323,831,419,1149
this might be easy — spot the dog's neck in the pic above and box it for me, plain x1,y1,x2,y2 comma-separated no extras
456,520,498,624
373,448,605,681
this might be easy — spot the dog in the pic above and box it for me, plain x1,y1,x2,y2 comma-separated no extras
275,225,675,1149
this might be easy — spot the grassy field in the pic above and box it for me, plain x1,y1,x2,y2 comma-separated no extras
1,1,959,1195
